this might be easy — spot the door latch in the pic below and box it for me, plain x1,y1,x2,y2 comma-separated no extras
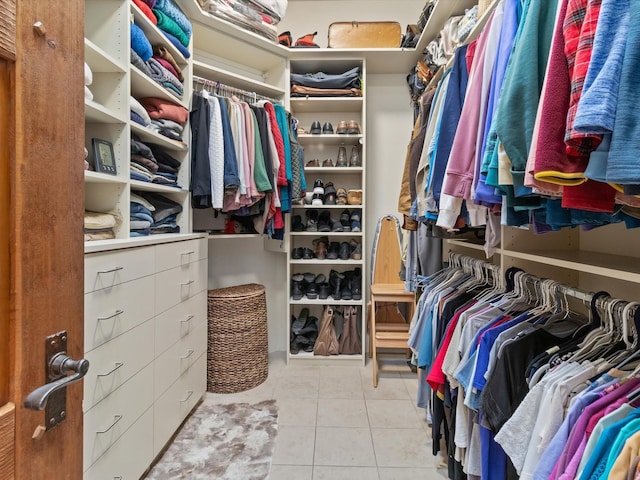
23,331,89,431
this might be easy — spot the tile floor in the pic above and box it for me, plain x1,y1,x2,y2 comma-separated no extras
206,352,449,480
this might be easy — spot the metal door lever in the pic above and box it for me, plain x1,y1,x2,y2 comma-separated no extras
24,353,89,411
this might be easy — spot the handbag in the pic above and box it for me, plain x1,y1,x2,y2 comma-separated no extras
314,305,340,356
327,21,402,48
339,306,361,355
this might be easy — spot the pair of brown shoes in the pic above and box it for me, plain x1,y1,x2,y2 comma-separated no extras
336,120,361,135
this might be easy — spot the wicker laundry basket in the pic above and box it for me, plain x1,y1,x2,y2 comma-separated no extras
207,283,269,393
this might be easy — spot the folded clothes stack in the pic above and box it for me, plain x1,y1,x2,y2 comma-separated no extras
130,134,181,188
84,210,121,241
290,66,363,97
131,190,183,236
140,96,188,142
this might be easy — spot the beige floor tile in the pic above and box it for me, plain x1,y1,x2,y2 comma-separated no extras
362,376,414,400
317,398,368,428
272,426,316,465
314,427,376,466
371,428,438,468
319,375,365,399
274,375,320,399
277,397,318,427
378,467,446,479
366,399,424,429
402,375,420,399
318,365,364,379
269,465,313,480
313,466,380,480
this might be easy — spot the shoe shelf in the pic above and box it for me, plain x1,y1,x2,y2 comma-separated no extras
291,205,361,210
131,66,190,109
85,100,127,124
290,232,363,237
297,134,364,146
303,166,364,173
288,350,365,361
290,97,364,114
290,259,363,265
85,171,128,186
130,123,188,152
290,298,364,306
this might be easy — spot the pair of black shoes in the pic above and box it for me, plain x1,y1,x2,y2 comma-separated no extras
291,272,330,300
310,121,334,135
292,247,314,259
326,241,353,260
290,308,318,354
329,268,362,301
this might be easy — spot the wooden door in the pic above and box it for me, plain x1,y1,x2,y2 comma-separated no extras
0,1,85,479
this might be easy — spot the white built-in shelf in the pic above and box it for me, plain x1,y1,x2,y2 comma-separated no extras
303,166,363,173
291,205,362,210
84,38,126,73
297,134,363,146
130,122,188,152
290,298,365,306
85,100,126,124
291,259,364,265
84,233,206,253
446,239,488,252
130,67,188,108
84,171,127,185
290,97,364,114
287,48,416,75
129,180,188,194
192,59,285,99
131,2,189,66
501,249,640,283
414,0,478,57
291,232,364,237
206,233,262,239
288,351,365,361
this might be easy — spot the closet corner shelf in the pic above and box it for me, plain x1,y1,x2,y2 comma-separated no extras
297,134,363,146
192,59,286,99
84,233,207,254
445,239,491,253
413,0,478,56
130,66,190,109
85,100,127,124
84,38,126,73
84,170,128,185
129,180,188,194
290,259,364,266
289,97,364,114
130,122,188,152
501,249,640,283
286,47,416,74
131,2,189,66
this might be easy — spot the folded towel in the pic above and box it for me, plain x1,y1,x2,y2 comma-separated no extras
132,0,157,24
85,230,116,241
131,48,152,77
162,31,191,58
131,23,153,61
154,0,192,38
153,9,189,48
140,97,188,124
146,58,183,94
84,62,92,86
130,96,152,125
152,46,183,81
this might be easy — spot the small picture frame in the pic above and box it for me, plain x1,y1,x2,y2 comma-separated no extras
91,138,117,175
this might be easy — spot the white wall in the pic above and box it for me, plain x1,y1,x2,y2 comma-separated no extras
208,1,419,354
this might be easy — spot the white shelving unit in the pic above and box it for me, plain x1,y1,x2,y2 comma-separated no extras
286,57,367,364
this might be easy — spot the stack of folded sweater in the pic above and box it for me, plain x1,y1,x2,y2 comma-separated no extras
130,134,181,188
153,0,192,58
131,96,152,127
140,97,188,142
84,210,120,241
131,191,183,236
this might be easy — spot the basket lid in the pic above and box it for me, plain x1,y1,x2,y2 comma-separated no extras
208,283,265,299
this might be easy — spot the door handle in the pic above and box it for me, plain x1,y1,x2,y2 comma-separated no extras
24,353,89,411
23,331,90,431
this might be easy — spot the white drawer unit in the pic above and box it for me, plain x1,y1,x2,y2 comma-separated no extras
83,236,208,478
84,247,155,293
153,353,207,457
83,407,154,480
154,321,207,399
154,258,208,315
155,237,208,273
83,319,154,411
83,363,154,471
155,290,207,356
84,275,155,352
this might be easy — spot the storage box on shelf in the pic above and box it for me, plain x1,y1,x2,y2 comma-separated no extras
286,57,367,363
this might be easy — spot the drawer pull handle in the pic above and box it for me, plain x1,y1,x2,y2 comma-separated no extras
97,266,123,274
180,315,195,324
181,250,195,256
179,349,194,360
96,414,122,434
97,310,124,321
180,390,194,403
98,362,124,377
114,477,123,480
181,280,194,286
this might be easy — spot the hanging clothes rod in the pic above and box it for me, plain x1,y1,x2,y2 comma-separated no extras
192,75,281,105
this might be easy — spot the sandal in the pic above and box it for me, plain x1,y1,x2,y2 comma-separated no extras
336,188,348,205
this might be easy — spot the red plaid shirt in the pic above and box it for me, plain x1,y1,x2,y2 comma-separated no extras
564,0,603,156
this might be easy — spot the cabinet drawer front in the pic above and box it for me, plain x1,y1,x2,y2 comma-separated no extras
85,247,154,293
84,275,155,352
155,258,207,314
154,353,206,457
83,407,153,480
83,363,153,470
155,238,207,272
83,319,154,411
154,321,207,399
155,290,207,356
